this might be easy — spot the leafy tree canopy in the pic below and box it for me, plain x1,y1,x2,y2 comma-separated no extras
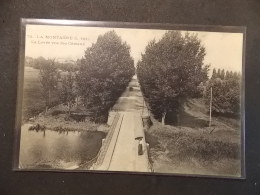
38,59,60,111
137,31,209,123
76,31,135,122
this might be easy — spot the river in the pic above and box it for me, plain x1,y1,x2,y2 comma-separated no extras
19,124,106,170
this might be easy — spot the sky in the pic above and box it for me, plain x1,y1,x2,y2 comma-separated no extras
25,25,244,73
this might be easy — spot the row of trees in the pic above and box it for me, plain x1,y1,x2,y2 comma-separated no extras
37,30,241,125
137,31,209,125
211,68,241,80
38,31,135,123
205,69,241,116
137,31,241,124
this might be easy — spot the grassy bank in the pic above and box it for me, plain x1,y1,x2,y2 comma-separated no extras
28,104,109,132
145,99,241,177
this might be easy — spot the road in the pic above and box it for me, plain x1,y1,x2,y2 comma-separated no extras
94,75,150,172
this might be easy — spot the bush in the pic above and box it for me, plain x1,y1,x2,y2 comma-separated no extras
167,132,239,161
148,123,240,163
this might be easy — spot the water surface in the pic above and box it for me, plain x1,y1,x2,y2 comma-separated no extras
19,124,106,170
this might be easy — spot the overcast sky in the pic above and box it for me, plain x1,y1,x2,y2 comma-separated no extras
25,25,244,73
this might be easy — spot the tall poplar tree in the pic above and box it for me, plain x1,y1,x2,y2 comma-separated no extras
137,31,209,125
76,31,135,122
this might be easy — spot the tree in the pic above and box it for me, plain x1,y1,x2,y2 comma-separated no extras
225,70,230,79
39,59,60,113
220,69,225,79
217,69,221,78
76,31,135,123
33,56,47,69
212,68,217,79
59,71,76,115
137,31,209,125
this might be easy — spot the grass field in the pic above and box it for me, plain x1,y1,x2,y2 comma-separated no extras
145,98,241,177
22,67,59,121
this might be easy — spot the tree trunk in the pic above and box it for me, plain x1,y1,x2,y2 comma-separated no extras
161,112,166,125
45,90,50,114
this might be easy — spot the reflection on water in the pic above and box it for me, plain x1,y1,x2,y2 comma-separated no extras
19,124,106,170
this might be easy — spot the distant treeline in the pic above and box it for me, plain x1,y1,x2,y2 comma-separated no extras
25,56,79,72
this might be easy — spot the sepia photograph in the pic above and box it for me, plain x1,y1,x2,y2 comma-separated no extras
15,20,245,178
